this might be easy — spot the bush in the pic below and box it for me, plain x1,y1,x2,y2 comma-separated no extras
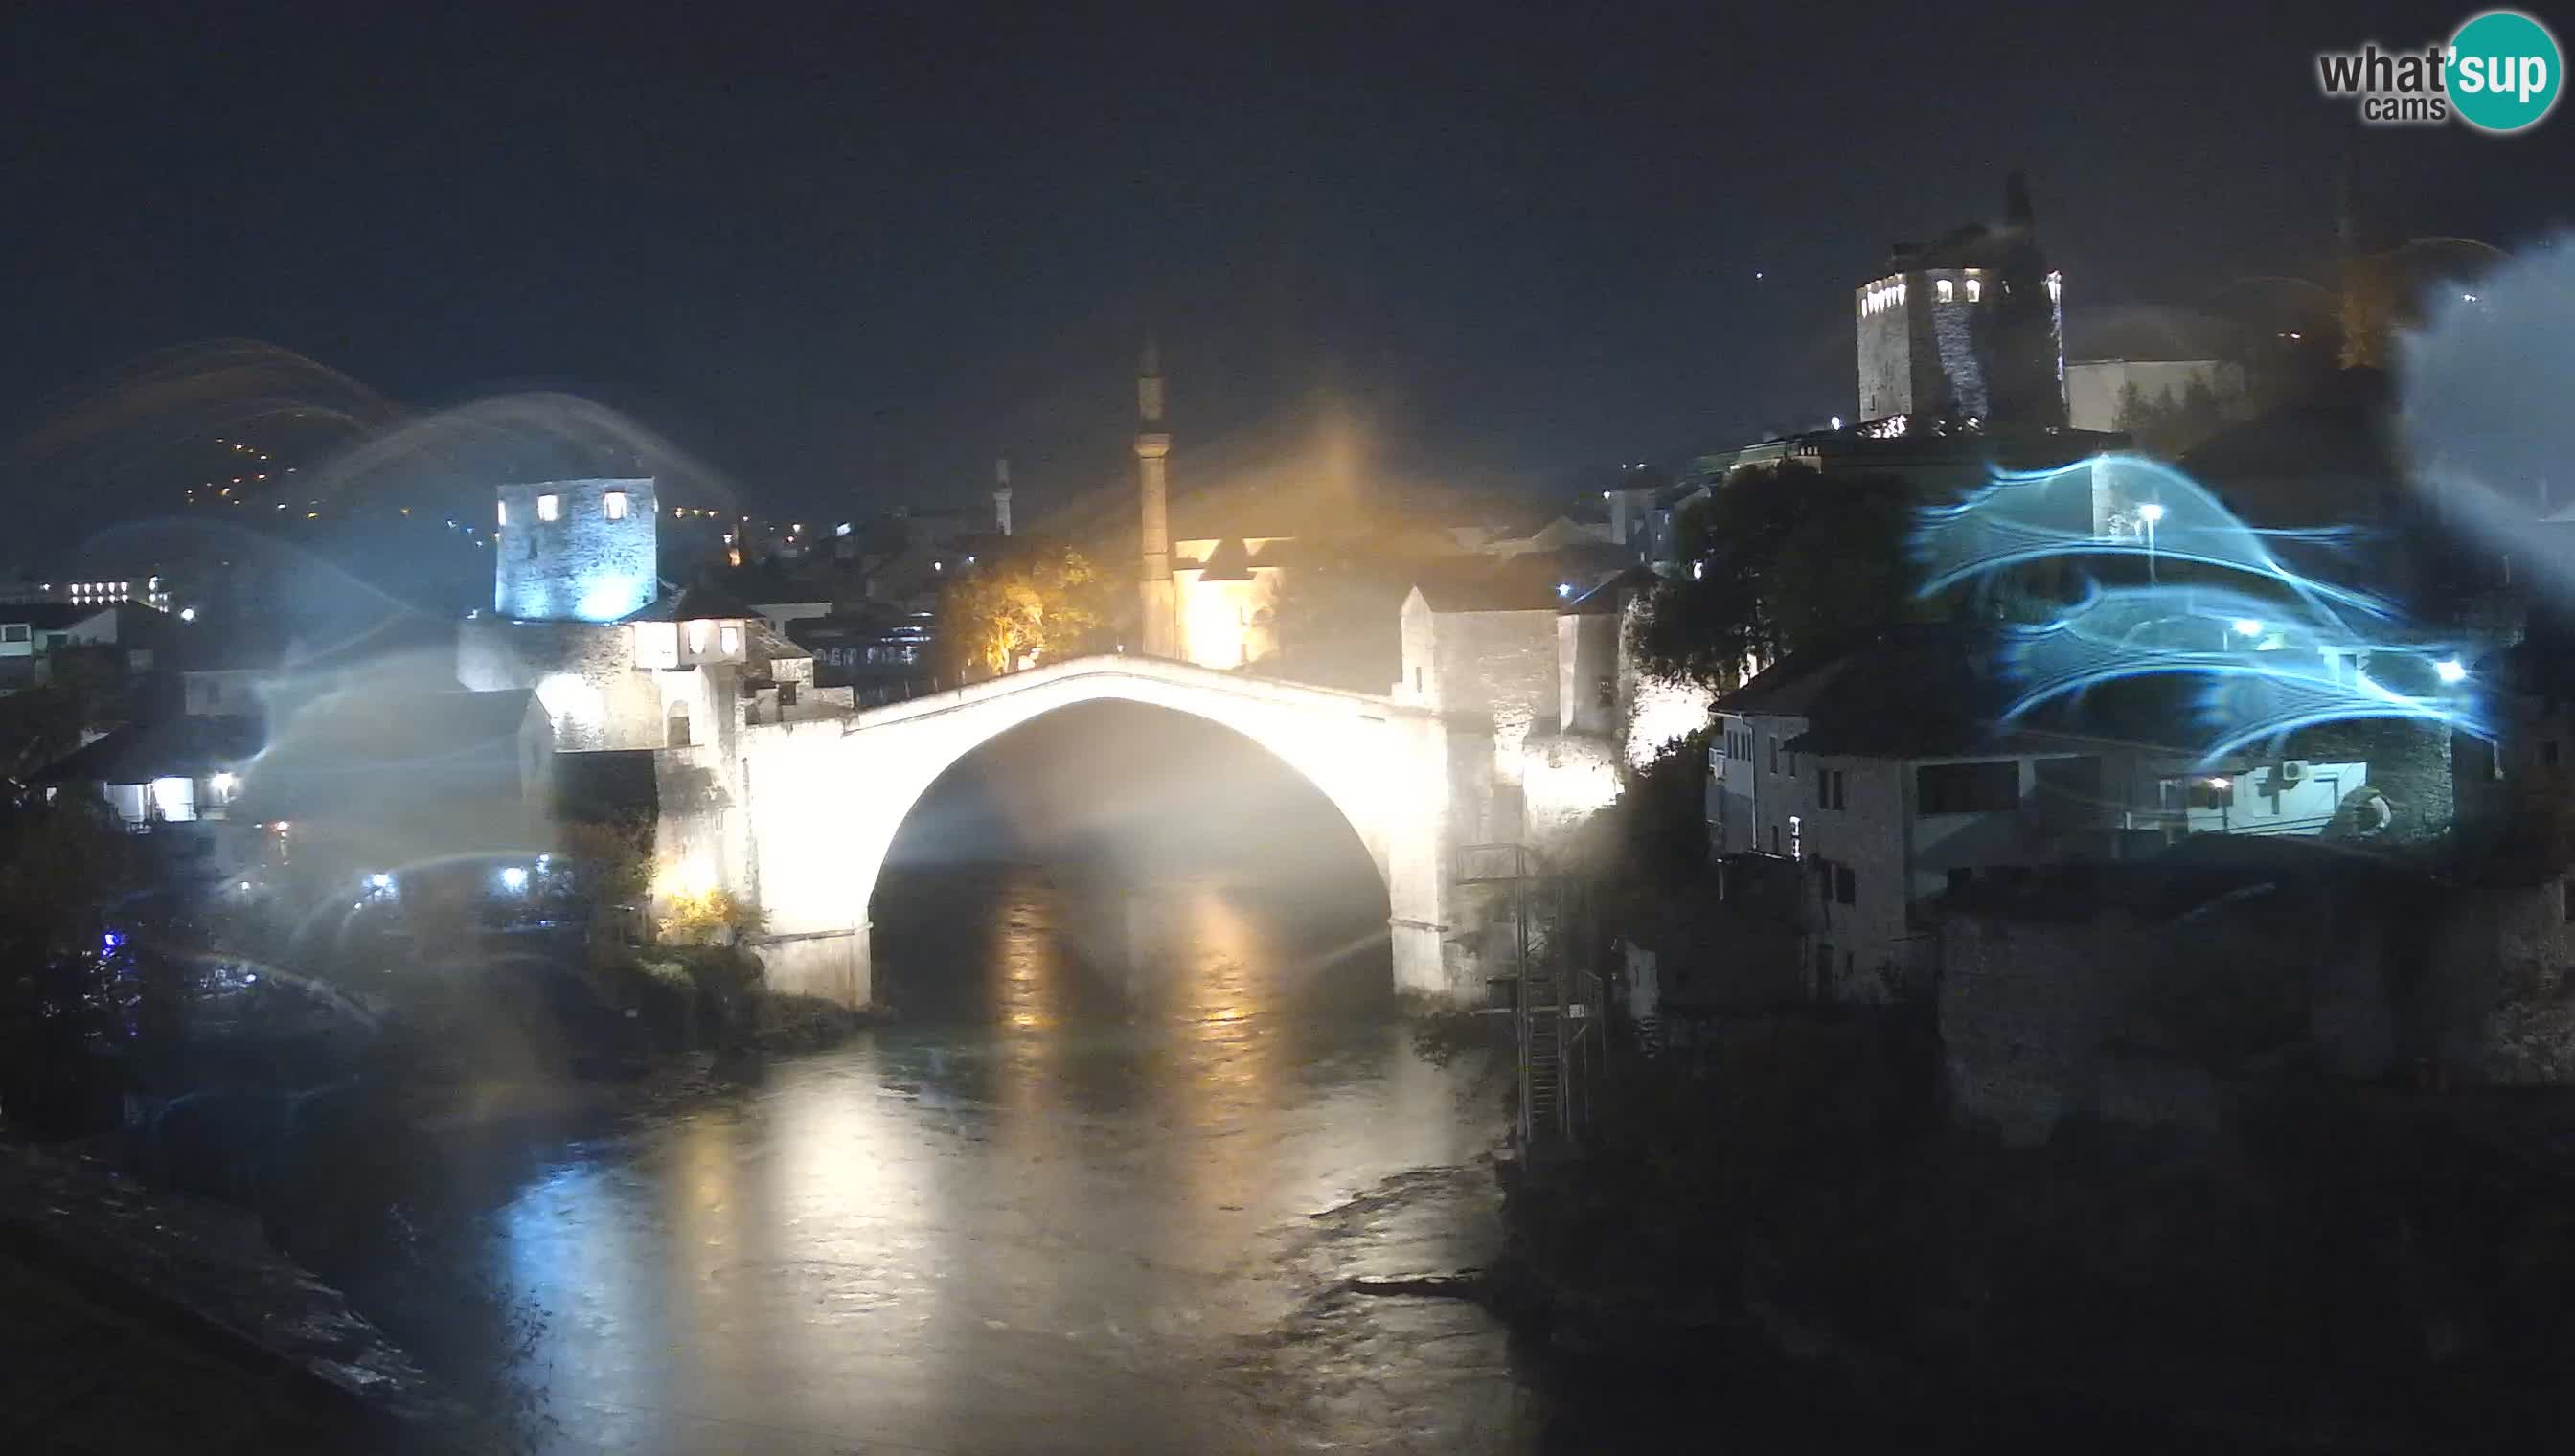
656,889,766,945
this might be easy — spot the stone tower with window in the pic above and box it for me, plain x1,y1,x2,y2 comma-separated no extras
1853,172,2067,432
493,477,658,623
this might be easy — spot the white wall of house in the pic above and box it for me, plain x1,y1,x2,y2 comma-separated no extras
1708,710,1811,859
2064,357,2245,434
2161,760,2367,837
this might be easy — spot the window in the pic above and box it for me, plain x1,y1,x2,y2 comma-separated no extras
1769,824,1780,853
1831,770,1846,809
0,624,25,643
1595,676,1616,710
1916,761,2020,815
1834,863,1855,905
2547,740,2564,768
537,493,560,522
719,626,741,655
1965,278,1982,303
1789,814,1802,860
497,500,508,526
1768,738,1778,773
1413,666,1424,694
1936,278,1954,303
688,620,711,654
1816,767,1847,809
604,490,628,520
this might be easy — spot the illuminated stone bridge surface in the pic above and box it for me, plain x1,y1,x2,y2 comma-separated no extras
725,654,1489,1009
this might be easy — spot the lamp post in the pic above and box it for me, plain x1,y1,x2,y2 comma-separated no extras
2138,501,2166,584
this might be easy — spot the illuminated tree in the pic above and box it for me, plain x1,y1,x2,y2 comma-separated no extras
657,889,766,945
936,545,1105,679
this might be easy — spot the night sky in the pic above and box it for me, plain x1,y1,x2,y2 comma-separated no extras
6,1,2568,551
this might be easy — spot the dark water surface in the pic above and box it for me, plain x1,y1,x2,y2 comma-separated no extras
487,868,1533,1453
434,867,1912,1454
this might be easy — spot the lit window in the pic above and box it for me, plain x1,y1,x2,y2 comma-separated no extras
1965,278,1982,302
497,500,508,526
720,626,741,655
1936,279,1954,303
687,620,711,654
2046,271,2062,303
537,493,560,522
604,490,627,520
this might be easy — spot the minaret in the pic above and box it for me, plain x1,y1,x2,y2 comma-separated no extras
993,457,1014,537
1134,340,1177,658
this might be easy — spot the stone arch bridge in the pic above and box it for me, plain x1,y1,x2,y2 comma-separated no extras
673,655,1498,1009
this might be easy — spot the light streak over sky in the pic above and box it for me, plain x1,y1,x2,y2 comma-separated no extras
1912,453,2490,765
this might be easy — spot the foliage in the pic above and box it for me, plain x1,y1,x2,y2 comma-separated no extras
0,645,131,779
657,888,766,945
1627,465,1918,688
2112,376,2230,459
936,543,1106,679
555,816,652,913
0,783,184,1131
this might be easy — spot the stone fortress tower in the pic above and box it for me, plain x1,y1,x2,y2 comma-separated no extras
1135,341,1178,659
492,477,659,623
1854,171,2068,431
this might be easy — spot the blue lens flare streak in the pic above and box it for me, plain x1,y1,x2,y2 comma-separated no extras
1918,455,2491,765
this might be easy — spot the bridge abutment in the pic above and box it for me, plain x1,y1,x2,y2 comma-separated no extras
757,923,872,1011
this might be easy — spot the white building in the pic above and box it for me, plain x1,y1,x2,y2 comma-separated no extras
1713,628,2374,1003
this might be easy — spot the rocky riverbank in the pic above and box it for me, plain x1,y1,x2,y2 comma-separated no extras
0,1139,452,1452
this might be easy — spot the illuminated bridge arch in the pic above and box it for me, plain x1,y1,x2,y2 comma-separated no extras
718,655,1481,1009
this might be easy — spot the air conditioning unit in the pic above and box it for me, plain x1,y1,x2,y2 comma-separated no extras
2261,760,2310,792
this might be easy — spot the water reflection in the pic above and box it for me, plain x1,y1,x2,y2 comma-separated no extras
477,866,1522,1454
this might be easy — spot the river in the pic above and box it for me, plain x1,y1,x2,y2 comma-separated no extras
475,865,1542,1453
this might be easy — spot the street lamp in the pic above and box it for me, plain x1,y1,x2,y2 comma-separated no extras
2435,658,2468,685
2138,501,2166,583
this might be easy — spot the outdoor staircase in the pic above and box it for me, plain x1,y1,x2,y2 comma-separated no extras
1457,841,1589,1152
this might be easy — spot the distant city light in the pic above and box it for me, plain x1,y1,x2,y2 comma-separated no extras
2435,658,2469,684
102,932,122,953
1831,415,1844,430
1556,582,1574,599
208,771,237,796
178,607,196,622
367,873,393,890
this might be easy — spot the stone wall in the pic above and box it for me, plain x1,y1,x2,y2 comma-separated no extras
2428,881,2575,1084
493,477,657,623
1857,283,1911,420
1425,607,1559,787
458,617,664,751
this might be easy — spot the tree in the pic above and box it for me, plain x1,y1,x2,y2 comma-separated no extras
2113,375,2230,459
1627,465,1919,689
0,645,131,779
936,544,1106,680
658,889,766,945
555,817,652,917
